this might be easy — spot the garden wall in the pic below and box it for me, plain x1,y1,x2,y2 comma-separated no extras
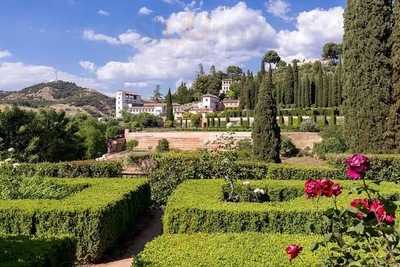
125,131,321,151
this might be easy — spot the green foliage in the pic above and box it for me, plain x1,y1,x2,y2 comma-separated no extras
156,139,170,153
252,68,281,162
127,140,139,151
313,126,348,156
322,42,342,62
0,178,150,263
280,137,299,157
77,117,107,159
263,50,281,66
172,82,193,104
163,179,400,235
266,163,343,180
327,154,400,182
343,0,393,152
0,160,122,178
133,233,325,267
0,235,76,267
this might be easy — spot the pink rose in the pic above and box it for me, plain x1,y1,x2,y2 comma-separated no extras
286,244,302,261
304,179,321,198
385,214,396,225
351,198,396,225
345,154,370,180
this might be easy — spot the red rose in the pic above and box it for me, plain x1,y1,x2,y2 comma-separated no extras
286,244,302,261
351,198,370,210
346,167,363,180
351,198,396,225
385,214,396,225
320,179,334,197
331,183,342,197
304,179,321,198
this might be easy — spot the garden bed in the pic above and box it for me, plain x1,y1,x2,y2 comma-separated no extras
0,178,150,263
164,180,400,234
0,235,75,267
133,233,325,267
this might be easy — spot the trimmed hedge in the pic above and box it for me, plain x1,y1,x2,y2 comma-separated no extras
266,163,344,180
0,178,150,263
133,233,325,267
163,179,400,234
149,152,343,206
0,235,75,267
0,160,122,178
327,154,400,182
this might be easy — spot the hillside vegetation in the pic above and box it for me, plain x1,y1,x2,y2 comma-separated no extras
0,81,115,117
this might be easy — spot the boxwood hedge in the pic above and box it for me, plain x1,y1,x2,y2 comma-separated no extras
0,160,122,178
0,235,75,267
164,179,400,234
133,233,325,267
0,178,150,263
327,154,400,182
149,152,342,206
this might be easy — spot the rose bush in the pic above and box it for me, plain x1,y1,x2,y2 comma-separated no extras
288,154,400,266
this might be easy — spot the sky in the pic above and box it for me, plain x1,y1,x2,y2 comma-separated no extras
0,0,346,97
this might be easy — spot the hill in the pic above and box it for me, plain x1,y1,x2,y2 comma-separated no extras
0,81,115,117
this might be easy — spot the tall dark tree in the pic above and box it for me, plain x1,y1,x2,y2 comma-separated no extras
285,64,295,105
226,65,243,79
343,0,393,152
166,88,174,123
252,66,281,163
314,61,324,107
385,0,400,150
322,73,330,107
322,42,342,64
303,75,311,107
293,60,300,107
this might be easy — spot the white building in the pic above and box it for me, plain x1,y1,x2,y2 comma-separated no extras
128,102,184,117
198,94,220,111
116,91,144,118
220,79,234,95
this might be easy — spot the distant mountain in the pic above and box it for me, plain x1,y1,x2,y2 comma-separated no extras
0,81,115,117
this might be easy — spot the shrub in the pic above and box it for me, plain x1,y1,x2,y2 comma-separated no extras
127,140,139,151
0,160,122,178
0,178,151,263
163,180,400,235
299,119,319,132
327,154,400,182
149,151,344,206
156,139,170,153
133,233,325,267
280,137,299,157
266,163,344,180
313,126,348,156
0,235,76,267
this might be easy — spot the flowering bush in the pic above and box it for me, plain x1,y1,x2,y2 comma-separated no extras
287,154,400,266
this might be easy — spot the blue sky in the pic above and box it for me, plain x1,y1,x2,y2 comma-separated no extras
0,0,346,96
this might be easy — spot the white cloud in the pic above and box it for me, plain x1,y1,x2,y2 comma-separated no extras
0,50,12,59
79,61,97,72
276,6,344,61
0,62,104,91
98,9,110,16
154,15,166,24
83,29,120,45
138,6,153,15
95,2,276,86
266,0,291,20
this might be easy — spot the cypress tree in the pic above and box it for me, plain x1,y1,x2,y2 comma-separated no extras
322,73,330,107
293,61,300,107
252,67,281,163
285,64,295,105
166,88,174,124
315,62,324,107
343,0,393,152
385,0,400,150
304,76,311,107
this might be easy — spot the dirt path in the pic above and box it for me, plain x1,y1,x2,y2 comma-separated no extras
81,209,163,267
